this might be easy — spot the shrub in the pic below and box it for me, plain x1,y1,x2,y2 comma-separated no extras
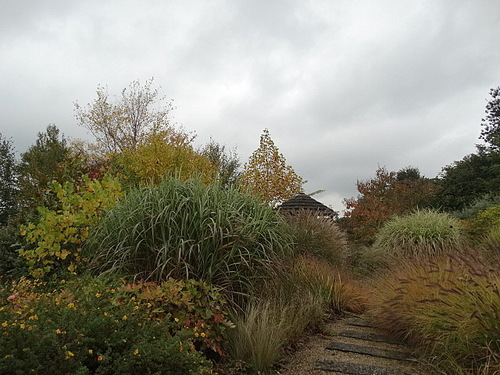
474,204,500,236
370,253,500,373
283,211,348,266
455,193,500,220
0,275,228,374
227,300,290,372
374,209,463,257
19,174,122,278
85,177,292,298
264,255,366,315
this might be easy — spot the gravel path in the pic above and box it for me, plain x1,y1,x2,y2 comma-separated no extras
276,314,423,375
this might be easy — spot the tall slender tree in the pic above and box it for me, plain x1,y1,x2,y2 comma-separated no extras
0,133,18,225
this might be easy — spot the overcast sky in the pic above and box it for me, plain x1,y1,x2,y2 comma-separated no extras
1,0,499,212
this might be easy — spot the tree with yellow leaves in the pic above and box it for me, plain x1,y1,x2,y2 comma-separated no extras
240,129,304,204
115,130,216,186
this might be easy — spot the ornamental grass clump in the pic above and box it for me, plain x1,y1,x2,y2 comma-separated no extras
370,252,500,374
482,225,500,253
226,255,367,372
283,210,348,266
227,300,292,373
374,209,463,257
85,177,292,297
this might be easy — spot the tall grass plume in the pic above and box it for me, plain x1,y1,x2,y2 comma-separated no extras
370,251,500,373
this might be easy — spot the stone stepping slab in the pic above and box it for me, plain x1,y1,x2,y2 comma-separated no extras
326,341,411,361
346,317,372,327
338,330,402,345
315,359,415,375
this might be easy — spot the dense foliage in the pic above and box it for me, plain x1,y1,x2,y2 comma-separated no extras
343,167,438,243
283,211,348,266
240,129,304,205
0,276,228,374
373,210,463,257
19,174,122,278
199,139,241,188
371,254,500,373
113,130,215,186
480,86,500,151
0,134,17,225
2,81,500,375
86,177,292,297
434,150,500,212
17,125,81,215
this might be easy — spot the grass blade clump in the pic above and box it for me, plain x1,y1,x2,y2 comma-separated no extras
482,225,500,253
374,209,463,257
283,210,348,266
85,177,291,297
370,252,500,374
227,295,325,373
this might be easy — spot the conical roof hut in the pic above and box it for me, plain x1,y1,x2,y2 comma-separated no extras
277,193,337,220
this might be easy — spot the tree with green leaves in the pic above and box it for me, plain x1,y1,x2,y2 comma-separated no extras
199,139,241,188
240,129,304,204
17,125,73,214
74,78,177,156
433,87,500,212
480,86,500,151
433,151,500,212
0,133,18,225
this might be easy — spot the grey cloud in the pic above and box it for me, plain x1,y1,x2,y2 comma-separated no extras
1,0,499,212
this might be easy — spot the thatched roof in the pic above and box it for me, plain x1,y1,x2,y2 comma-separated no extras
277,193,337,219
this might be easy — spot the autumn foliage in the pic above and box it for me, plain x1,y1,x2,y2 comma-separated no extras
114,130,216,186
240,129,304,204
19,174,122,278
343,167,439,243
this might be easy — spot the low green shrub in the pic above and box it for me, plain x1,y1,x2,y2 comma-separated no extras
86,177,292,298
283,211,348,266
455,193,500,220
374,209,463,257
0,275,230,374
474,204,500,236
370,252,500,374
